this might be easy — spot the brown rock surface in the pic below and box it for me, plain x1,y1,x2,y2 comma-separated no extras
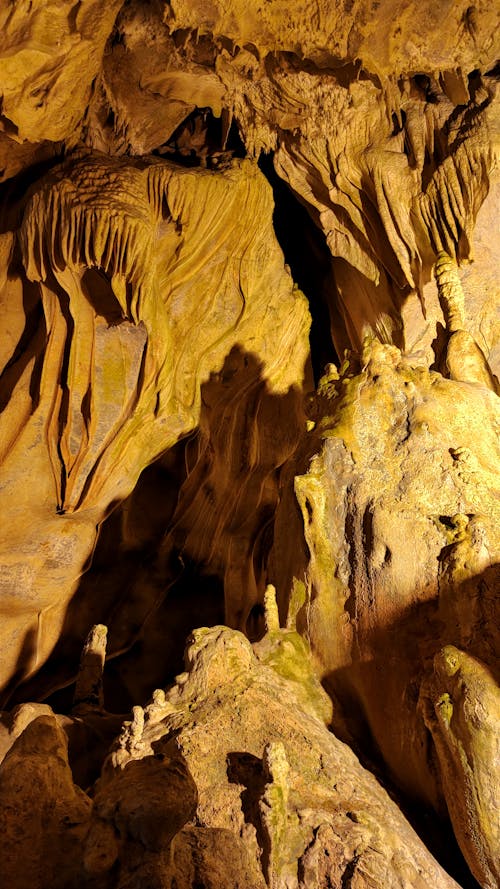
0,1,498,887
0,619,464,888
83,619,461,889
0,714,91,889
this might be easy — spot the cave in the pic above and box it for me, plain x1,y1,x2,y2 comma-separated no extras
0,2,499,888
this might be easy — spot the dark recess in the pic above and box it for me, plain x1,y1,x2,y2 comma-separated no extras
153,107,246,168
258,153,339,384
485,60,500,79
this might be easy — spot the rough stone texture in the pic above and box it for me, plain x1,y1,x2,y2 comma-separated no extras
421,646,500,889
0,618,462,888
270,339,500,886
0,1,499,887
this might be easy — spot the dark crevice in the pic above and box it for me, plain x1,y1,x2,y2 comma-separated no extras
467,68,483,102
81,268,124,323
227,752,268,875
485,60,500,79
0,146,65,234
412,73,440,104
0,276,45,414
245,603,265,641
152,108,246,169
0,113,18,137
341,854,360,888
391,108,407,136
50,277,74,513
258,152,339,384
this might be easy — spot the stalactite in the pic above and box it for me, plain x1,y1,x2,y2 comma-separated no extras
19,155,157,324
420,139,493,262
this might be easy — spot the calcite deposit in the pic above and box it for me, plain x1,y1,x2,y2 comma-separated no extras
0,1,499,887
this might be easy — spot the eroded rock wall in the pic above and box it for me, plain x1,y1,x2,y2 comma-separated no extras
0,1,499,887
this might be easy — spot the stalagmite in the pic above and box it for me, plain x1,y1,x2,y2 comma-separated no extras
73,623,108,712
421,646,500,889
435,251,499,391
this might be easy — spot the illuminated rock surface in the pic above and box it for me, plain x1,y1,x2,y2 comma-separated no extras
0,1,498,886
0,613,464,889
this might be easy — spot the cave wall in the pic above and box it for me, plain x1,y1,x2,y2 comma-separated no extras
0,2,499,888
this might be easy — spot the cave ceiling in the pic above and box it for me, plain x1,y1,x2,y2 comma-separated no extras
0,2,499,888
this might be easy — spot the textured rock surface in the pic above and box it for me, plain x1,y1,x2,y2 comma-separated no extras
0,618,463,888
0,151,309,696
270,339,500,885
422,646,500,889
0,1,499,887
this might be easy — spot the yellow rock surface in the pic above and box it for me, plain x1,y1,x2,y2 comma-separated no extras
0,1,498,887
0,152,309,696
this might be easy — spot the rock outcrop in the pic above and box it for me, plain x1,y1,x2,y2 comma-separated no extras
0,606,465,889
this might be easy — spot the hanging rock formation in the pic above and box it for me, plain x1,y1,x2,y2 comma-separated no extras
0,149,310,697
0,1,499,887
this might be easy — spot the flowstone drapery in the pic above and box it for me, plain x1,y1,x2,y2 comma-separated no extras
0,2,499,887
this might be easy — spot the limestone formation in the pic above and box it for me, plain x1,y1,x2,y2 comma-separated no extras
270,338,500,881
0,1,499,887
0,149,310,698
422,646,500,889
435,251,499,391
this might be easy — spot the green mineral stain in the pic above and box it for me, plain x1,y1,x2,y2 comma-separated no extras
437,693,454,726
